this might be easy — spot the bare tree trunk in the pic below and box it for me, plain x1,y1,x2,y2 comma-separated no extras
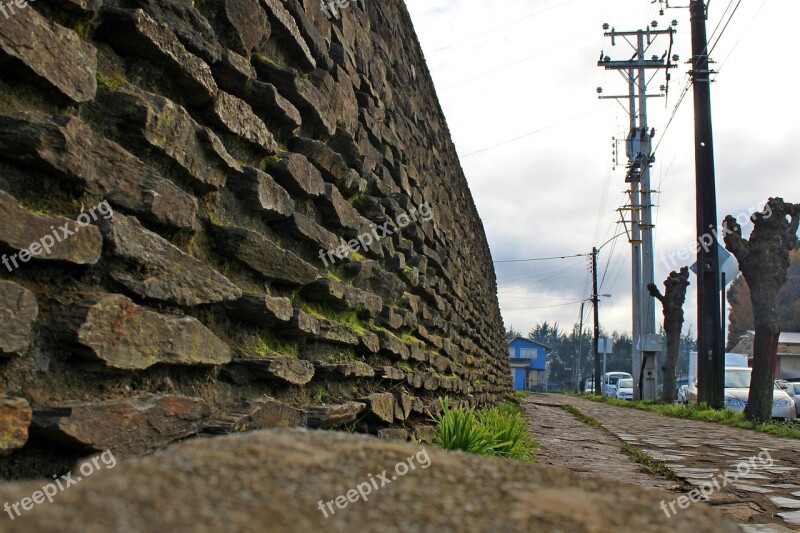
723,198,800,423
648,267,690,403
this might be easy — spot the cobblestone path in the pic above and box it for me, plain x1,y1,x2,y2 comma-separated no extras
524,394,800,531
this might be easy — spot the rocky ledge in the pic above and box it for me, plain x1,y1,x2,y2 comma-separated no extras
0,430,738,532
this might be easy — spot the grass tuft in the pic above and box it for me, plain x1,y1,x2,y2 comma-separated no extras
430,399,538,461
578,395,800,439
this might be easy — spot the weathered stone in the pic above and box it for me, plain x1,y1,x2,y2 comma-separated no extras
316,66,359,133
0,281,38,357
251,57,335,135
362,392,394,424
359,331,380,354
317,183,363,231
375,330,410,360
394,392,413,421
283,0,331,70
223,294,293,326
379,306,404,330
376,366,405,381
209,91,277,153
0,190,102,266
203,398,304,434
0,430,740,531
258,0,315,71
74,293,232,370
0,5,96,102
0,397,32,456
267,153,326,198
211,225,318,285
409,344,428,363
228,167,294,220
234,357,314,386
276,213,343,252
209,0,270,55
245,81,303,131
317,320,359,346
212,49,257,93
313,361,375,379
288,136,349,183
300,278,345,302
31,395,209,455
99,89,232,192
305,402,365,429
98,8,217,106
129,0,223,66
100,214,241,306
342,285,383,317
0,113,199,230
377,428,408,441
414,425,436,443
278,309,321,337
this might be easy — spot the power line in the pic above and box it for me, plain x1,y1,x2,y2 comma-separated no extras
440,30,595,90
708,0,743,56
494,252,591,264
463,105,610,158
717,0,769,72
431,0,579,53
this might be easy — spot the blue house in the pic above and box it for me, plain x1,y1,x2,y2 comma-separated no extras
507,337,550,391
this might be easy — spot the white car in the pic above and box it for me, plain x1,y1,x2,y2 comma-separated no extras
615,378,634,400
687,368,796,420
602,372,632,398
775,380,800,417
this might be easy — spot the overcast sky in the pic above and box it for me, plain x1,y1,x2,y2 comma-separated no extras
405,0,800,339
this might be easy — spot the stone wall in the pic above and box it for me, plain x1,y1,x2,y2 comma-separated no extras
0,0,510,477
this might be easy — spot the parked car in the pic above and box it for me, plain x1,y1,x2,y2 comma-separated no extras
615,378,634,400
776,380,800,416
583,379,595,394
602,372,632,398
686,368,796,420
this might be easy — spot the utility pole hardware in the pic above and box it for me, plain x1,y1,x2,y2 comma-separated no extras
597,21,677,400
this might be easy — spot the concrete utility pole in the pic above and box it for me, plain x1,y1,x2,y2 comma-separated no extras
597,22,677,400
689,0,724,408
592,247,601,395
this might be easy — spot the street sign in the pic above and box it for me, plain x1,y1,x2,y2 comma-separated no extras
598,338,613,354
690,243,739,286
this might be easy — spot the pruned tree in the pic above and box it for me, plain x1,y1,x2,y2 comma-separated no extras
647,267,690,403
723,198,800,423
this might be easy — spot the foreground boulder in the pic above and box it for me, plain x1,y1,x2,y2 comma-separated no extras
0,430,738,531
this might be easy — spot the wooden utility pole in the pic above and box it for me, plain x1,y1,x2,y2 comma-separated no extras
690,0,724,408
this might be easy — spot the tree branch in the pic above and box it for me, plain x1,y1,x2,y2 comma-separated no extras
723,214,748,263
646,282,665,303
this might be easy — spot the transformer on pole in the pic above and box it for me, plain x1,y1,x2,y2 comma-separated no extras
597,21,677,400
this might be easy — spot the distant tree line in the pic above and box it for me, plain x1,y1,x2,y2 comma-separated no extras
727,249,800,350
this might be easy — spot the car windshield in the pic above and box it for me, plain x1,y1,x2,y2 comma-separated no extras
618,379,633,388
725,369,751,389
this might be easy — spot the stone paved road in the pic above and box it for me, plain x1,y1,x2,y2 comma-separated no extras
525,394,800,531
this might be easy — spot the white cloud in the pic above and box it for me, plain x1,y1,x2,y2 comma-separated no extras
406,0,800,338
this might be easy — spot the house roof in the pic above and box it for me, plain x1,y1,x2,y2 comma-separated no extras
745,331,800,344
506,336,553,351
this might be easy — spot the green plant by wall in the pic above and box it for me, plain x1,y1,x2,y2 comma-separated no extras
239,332,297,358
430,399,537,461
300,301,368,336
